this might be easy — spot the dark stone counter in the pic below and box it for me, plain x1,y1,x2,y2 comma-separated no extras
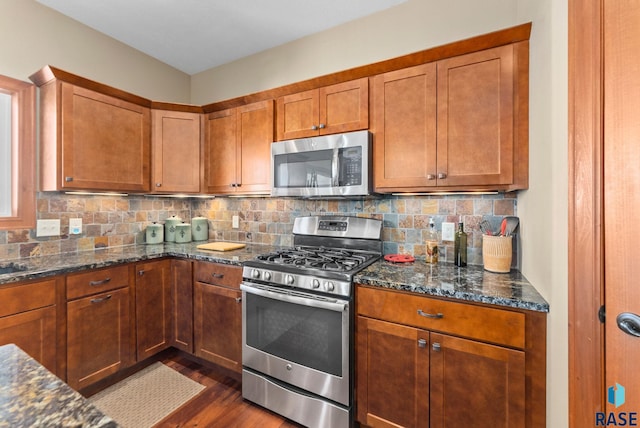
0,344,117,427
354,260,549,312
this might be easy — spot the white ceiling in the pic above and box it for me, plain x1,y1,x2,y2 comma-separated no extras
36,0,407,75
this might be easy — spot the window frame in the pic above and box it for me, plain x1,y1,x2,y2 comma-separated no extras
0,74,36,230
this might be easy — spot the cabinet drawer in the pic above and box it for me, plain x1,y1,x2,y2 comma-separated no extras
357,286,525,349
67,265,129,300
194,262,241,289
0,279,56,317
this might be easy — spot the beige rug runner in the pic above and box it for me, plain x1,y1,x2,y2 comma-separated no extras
89,362,205,428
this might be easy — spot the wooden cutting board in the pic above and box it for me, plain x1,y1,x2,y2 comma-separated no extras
196,242,246,252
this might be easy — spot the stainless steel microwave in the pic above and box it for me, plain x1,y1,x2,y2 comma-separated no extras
271,130,373,198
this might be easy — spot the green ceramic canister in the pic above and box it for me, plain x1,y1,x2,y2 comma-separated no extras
191,217,209,241
145,222,164,244
175,222,192,243
164,215,182,242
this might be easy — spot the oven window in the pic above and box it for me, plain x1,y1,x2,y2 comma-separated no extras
245,292,344,377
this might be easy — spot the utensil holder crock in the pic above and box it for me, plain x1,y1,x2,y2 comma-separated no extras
482,235,512,273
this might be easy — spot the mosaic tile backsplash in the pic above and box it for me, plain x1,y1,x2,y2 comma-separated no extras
0,193,516,266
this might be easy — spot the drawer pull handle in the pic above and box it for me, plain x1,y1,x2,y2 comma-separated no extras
418,338,427,348
91,295,112,304
417,309,443,319
89,278,111,287
211,273,224,279
432,342,441,352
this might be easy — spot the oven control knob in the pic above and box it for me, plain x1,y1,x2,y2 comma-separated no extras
263,271,271,281
325,281,335,292
285,274,295,285
251,269,260,279
312,279,320,289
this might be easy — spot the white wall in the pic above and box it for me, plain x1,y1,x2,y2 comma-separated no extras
192,1,569,426
1,0,190,103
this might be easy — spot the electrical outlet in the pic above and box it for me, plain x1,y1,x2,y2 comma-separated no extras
441,222,455,242
232,215,239,229
36,219,61,237
69,218,82,235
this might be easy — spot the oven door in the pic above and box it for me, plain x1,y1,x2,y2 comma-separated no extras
240,282,351,406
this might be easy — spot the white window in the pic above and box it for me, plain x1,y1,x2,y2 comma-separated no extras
0,75,35,230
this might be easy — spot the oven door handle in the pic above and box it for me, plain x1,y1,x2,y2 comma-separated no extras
240,283,348,312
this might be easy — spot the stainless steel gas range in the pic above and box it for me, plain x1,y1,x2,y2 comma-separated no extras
240,215,382,428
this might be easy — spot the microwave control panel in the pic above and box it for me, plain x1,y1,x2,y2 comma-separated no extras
339,147,362,186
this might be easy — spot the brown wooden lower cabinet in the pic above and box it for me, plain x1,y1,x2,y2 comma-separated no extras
67,286,132,390
171,258,194,353
356,286,545,428
135,259,171,361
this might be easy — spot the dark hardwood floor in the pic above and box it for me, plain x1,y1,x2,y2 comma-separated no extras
150,351,303,428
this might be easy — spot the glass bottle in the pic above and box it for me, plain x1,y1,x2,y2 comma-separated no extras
426,218,439,264
454,220,467,267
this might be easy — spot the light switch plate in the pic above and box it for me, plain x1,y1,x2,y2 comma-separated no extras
441,222,455,242
36,219,61,237
232,215,239,229
69,218,82,235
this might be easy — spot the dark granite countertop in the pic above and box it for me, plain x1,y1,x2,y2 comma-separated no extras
0,344,117,427
354,260,549,312
0,241,280,285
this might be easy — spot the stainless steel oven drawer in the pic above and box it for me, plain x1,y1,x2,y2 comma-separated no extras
242,368,350,428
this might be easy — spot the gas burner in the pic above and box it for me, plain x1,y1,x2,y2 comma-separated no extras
255,246,376,273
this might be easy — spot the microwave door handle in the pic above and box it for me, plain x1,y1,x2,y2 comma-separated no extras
332,147,339,186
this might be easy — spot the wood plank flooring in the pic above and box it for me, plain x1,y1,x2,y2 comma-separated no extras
152,351,303,428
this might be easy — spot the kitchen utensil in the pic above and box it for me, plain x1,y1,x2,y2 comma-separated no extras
500,218,507,236
480,220,493,235
191,217,209,241
384,254,415,263
196,242,246,252
504,216,519,236
145,222,163,244
174,222,192,243
164,215,183,242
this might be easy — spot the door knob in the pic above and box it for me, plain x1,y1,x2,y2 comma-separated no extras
617,312,640,337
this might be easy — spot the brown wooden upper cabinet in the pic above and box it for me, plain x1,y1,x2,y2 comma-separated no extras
205,100,274,195
276,78,369,141
372,43,528,193
151,110,202,194
31,67,151,193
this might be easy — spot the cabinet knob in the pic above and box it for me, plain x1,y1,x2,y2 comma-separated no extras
418,338,427,348
432,342,442,352
155,183,162,187
138,270,146,276
319,123,326,129
236,297,242,303
311,125,318,130
438,172,447,179
427,174,436,180
65,176,74,182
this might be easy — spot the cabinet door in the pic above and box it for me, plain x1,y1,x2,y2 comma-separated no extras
194,282,242,372
372,63,438,191
204,108,237,193
429,333,525,428
0,306,56,373
236,100,274,194
151,110,202,193
135,260,171,361
67,288,132,390
436,45,514,187
276,88,319,140
59,83,150,192
319,77,369,135
356,316,429,428
171,259,193,353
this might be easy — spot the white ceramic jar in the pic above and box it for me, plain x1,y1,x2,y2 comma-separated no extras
164,215,182,242
175,222,192,243
191,217,209,241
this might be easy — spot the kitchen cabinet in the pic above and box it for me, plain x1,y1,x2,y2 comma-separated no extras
0,277,61,374
372,43,528,192
193,261,242,372
170,258,194,353
276,78,369,141
135,259,171,361
66,265,133,390
151,109,203,193
205,100,274,195
31,66,151,193
356,286,545,428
